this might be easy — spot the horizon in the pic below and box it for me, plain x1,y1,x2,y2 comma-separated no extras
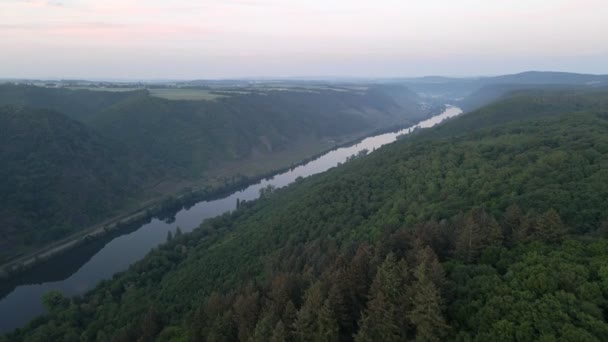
2,0,607,79
3,70,608,83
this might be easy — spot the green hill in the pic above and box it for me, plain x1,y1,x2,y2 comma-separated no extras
400,71,608,103
0,106,146,259
432,88,608,136
0,84,142,122
7,89,608,341
0,84,428,263
89,86,422,177
0,85,426,179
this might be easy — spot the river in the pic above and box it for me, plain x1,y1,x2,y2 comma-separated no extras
0,105,463,333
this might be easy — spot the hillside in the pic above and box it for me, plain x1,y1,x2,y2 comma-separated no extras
0,107,147,262
7,89,608,341
0,85,142,122
432,88,608,136
0,85,427,178
400,71,608,103
487,71,608,85
89,86,424,177
0,84,429,264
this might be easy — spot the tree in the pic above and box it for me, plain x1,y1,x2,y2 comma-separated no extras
166,230,173,242
502,204,524,245
232,291,260,342
293,283,339,342
409,255,449,341
294,283,324,341
598,219,608,238
317,299,340,342
533,209,568,243
270,320,288,342
347,244,373,319
42,290,69,314
455,208,503,262
328,270,355,339
206,311,237,342
260,184,277,198
413,246,445,293
251,311,275,342
139,306,163,342
355,254,409,341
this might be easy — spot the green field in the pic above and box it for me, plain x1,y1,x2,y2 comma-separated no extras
148,88,226,100
62,86,225,100
66,87,141,92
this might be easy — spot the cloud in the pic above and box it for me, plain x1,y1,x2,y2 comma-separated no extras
10,0,64,7
0,22,123,31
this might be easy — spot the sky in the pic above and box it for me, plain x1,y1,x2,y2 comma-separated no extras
1,0,607,79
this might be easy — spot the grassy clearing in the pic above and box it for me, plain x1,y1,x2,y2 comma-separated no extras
62,87,226,101
149,88,226,100
66,87,142,92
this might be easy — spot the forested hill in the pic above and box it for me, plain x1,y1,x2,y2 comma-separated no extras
8,89,608,341
0,83,430,264
87,85,426,177
0,84,429,177
0,107,149,259
0,84,141,122
430,88,608,137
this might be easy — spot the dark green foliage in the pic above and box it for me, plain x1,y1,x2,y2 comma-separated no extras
355,254,409,341
0,106,145,257
0,84,142,121
7,89,608,340
410,248,448,341
0,84,425,261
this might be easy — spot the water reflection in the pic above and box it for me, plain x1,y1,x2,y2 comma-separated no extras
0,106,462,332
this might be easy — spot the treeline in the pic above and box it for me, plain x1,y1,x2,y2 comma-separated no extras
5,89,608,340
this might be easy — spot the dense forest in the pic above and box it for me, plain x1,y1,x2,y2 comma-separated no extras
0,83,429,264
5,89,608,341
0,107,149,259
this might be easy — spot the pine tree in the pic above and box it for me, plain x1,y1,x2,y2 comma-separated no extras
414,246,445,292
270,320,288,342
328,270,354,339
410,261,449,342
317,299,340,342
251,311,275,342
293,283,339,341
232,291,260,342
502,204,524,245
354,254,409,342
139,306,162,342
533,208,568,243
293,283,324,341
207,311,236,342
598,219,608,238
283,300,298,331
166,230,173,242
347,244,372,318
455,208,503,262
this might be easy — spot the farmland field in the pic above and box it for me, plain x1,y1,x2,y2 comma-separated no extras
148,88,226,100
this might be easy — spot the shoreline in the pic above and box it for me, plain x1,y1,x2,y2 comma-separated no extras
0,108,444,280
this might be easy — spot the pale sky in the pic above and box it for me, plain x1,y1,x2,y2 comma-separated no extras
1,0,607,79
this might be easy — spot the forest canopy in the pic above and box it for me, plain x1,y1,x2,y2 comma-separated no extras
5,88,608,341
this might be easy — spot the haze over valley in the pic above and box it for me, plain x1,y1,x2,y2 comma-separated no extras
1,1,608,341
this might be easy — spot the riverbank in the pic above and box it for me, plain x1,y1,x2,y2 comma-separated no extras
0,110,443,280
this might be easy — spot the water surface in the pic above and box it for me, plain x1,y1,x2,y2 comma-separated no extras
0,106,462,332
